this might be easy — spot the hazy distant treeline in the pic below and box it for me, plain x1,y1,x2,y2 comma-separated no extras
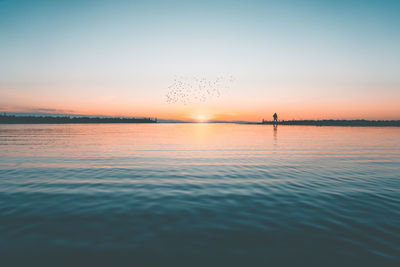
261,120,400,127
0,115,157,124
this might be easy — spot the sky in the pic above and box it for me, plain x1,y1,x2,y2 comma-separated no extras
0,0,399,121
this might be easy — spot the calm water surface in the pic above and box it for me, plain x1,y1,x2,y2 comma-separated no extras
0,124,399,266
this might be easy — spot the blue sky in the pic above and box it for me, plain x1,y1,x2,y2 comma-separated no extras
0,0,399,120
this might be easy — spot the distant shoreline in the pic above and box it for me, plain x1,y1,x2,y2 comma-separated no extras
254,120,400,127
0,115,157,124
1,115,399,126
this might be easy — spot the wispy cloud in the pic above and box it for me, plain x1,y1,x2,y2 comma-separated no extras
0,105,76,115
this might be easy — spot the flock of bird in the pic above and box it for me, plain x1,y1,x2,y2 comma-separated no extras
165,75,235,105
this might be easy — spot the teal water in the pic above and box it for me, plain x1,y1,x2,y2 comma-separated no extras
0,124,399,266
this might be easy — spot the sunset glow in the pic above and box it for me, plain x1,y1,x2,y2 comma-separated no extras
1,1,400,265
0,0,399,121
194,114,210,123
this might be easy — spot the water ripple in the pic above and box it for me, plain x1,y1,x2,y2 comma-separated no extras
0,124,399,266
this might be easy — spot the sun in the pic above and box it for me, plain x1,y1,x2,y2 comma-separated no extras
195,114,209,123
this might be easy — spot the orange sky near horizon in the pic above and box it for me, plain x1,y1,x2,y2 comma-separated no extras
2,87,399,121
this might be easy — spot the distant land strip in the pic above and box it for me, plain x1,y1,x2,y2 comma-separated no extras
259,120,400,127
0,115,157,124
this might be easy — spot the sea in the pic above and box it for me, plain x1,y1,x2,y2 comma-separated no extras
0,123,399,266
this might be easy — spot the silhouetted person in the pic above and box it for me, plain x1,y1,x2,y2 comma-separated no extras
273,113,278,125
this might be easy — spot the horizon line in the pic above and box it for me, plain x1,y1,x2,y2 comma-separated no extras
1,112,400,124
